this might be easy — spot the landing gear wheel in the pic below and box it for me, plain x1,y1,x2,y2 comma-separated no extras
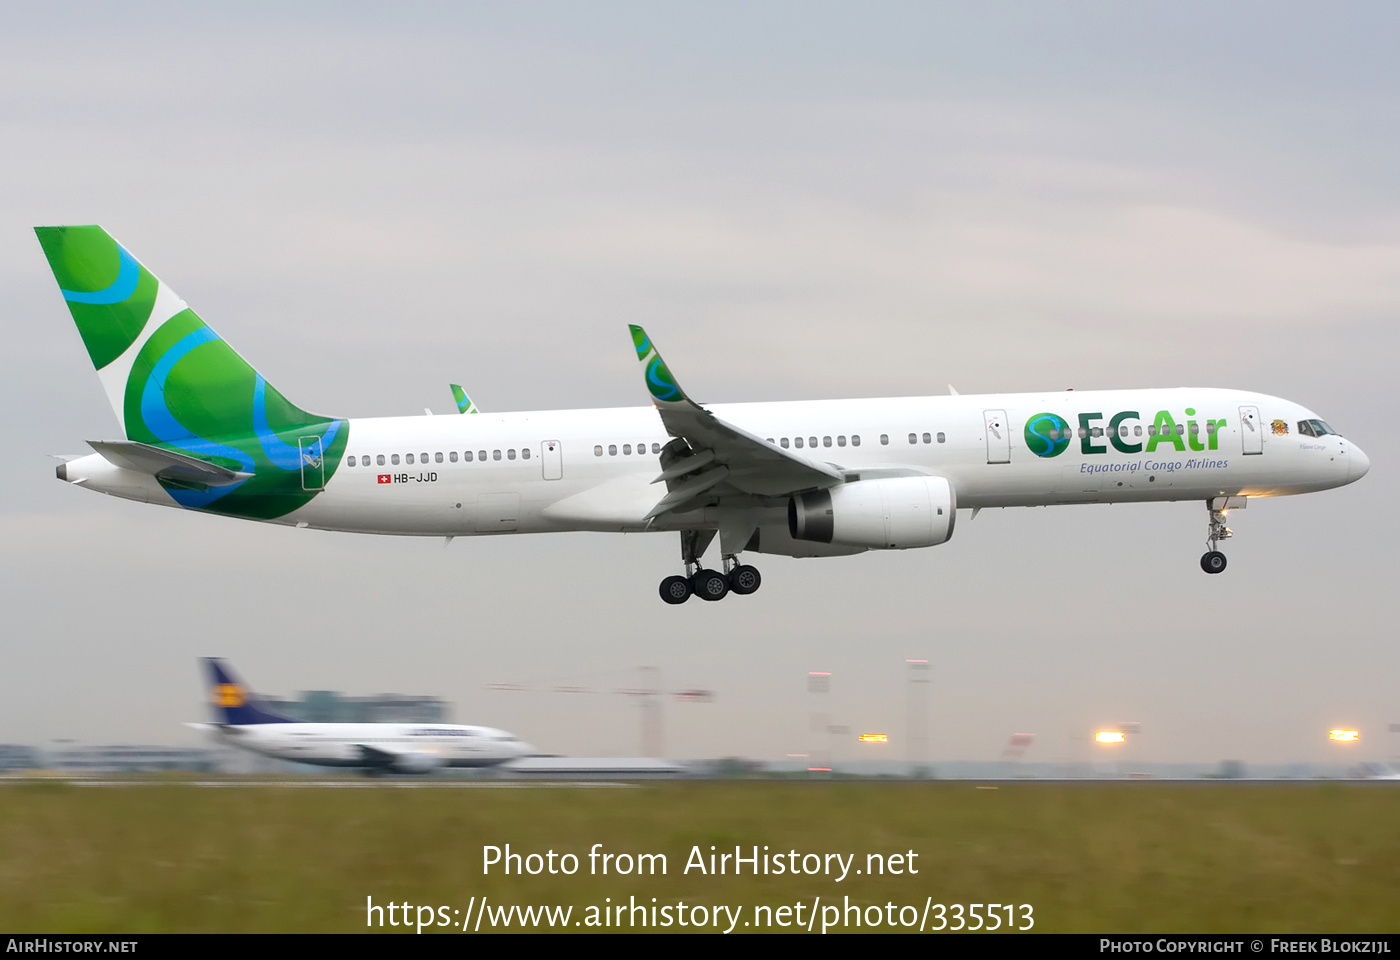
1200,551,1227,575
692,569,730,601
728,564,761,595
659,575,692,604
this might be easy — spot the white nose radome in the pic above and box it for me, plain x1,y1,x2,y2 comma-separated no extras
1349,443,1371,482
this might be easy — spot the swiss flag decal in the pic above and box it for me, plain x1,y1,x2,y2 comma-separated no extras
377,474,392,484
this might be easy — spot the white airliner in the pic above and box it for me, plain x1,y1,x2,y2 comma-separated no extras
41,226,1370,603
190,659,536,773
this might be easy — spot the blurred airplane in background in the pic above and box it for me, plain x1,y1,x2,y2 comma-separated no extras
189,658,535,774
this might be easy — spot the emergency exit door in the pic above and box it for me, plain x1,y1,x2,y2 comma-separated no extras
541,440,563,480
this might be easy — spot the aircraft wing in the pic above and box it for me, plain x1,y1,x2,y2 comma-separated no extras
88,439,253,487
629,325,844,503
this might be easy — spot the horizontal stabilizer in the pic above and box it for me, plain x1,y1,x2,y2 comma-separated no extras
89,439,253,487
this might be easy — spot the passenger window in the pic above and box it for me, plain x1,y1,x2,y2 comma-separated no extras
1147,426,1157,437
377,455,385,466
1188,423,1198,434
421,452,428,462
478,450,487,461
880,434,888,445
391,454,400,465
347,456,357,467
652,443,661,454
1076,428,1087,440
1090,428,1102,438
909,433,917,444
1206,423,1216,434
406,453,415,464
922,432,931,444
638,441,646,453
623,444,632,455
837,436,846,447
823,436,832,447
493,450,502,461
522,448,531,459
852,435,861,446
1135,425,1143,437
609,444,617,456
794,437,804,448
449,451,458,462
781,438,790,448
936,432,945,443
464,451,474,462
435,452,443,463
809,437,817,448
595,445,603,456
1176,424,1184,436
507,449,516,460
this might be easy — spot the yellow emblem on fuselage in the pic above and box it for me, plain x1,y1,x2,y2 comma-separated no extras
214,683,246,707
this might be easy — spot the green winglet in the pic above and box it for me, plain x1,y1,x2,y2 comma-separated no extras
629,324,687,406
450,384,479,414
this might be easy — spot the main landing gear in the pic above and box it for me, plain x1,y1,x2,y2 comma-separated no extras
659,530,762,604
1200,499,1235,575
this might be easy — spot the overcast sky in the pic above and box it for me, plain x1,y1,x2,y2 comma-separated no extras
2,2,1396,767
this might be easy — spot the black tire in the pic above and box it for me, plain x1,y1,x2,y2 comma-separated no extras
659,575,692,604
729,564,762,595
1200,551,1227,574
692,569,729,601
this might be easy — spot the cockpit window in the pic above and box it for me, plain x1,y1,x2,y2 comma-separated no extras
1298,419,1339,438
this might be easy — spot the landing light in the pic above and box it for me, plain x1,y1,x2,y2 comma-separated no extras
858,734,888,743
1329,729,1360,742
1095,731,1126,744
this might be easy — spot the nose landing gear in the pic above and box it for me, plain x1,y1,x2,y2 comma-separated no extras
1200,497,1243,575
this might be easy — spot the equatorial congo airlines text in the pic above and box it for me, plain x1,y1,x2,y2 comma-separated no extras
483,844,918,881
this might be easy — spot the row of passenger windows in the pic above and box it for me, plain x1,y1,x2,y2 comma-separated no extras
595,443,663,456
346,431,955,467
345,449,532,467
763,432,947,450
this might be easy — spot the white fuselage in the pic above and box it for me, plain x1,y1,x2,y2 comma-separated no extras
66,388,1369,545
212,722,535,769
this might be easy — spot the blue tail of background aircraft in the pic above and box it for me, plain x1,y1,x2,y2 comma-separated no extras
203,658,295,725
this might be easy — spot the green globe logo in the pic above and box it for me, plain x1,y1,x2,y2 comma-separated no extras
1024,413,1071,458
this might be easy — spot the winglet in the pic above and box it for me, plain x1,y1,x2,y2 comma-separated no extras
629,325,691,408
450,384,479,414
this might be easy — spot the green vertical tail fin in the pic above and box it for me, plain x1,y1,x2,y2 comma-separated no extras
36,225,348,518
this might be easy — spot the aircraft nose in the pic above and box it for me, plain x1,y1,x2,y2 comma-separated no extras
1349,443,1370,481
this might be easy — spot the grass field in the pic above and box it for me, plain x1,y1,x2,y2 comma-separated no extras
1,778,1397,933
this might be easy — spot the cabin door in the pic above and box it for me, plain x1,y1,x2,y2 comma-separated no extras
1239,406,1263,455
541,440,563,480
298,437,325,490
983,409,1011,464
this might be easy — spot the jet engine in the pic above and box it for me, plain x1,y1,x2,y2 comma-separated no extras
788,476,955,549
391,751,447,774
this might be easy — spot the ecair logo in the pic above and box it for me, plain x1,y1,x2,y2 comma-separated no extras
214,683,246,708
1024,408,1228,458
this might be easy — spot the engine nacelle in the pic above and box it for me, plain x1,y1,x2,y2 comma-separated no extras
788,477,955,549
391,752,447,774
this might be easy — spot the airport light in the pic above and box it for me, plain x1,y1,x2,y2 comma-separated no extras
1095,731,1126,744
858,734,889,744
1329,729,1360,742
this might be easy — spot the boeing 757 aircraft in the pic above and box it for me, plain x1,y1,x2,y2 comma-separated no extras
189,659,535,773
40,226,1369,603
